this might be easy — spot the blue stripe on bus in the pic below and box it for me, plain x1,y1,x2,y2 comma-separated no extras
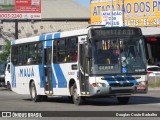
46,34,53,40
11,64,16,87
53,64,67,88
39,35,46,41
103,76,138,85
54,33,60,39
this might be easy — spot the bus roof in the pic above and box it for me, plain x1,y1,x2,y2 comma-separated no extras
11,27,89,45
11,25,141,45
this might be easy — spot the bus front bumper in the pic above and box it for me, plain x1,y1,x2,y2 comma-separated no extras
89,85,147,97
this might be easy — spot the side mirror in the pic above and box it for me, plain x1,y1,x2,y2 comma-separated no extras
84,43,91,59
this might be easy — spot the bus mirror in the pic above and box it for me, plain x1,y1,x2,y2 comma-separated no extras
85,44,91,58
86,37,91,43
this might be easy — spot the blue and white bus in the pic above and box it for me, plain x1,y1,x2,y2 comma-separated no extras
10,25,147,105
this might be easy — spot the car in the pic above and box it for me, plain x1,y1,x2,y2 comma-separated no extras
5,63,11,91
0,62,6,87
147,65,160,77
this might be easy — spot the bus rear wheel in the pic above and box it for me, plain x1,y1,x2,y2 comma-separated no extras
72,83,84,105
117,97,130,104
30,81,41,102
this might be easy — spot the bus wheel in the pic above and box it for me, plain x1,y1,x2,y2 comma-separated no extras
117,97,130,104
7,82,11,91
30,81,41,102
72,83,84,105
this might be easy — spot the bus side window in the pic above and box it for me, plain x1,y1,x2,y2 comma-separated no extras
37,42,43,64
53,40,57,63
11,46,18,65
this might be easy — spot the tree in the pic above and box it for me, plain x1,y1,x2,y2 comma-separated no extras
0,40,11,64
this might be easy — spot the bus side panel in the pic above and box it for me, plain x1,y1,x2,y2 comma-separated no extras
11,65,45,95
52,63,78,96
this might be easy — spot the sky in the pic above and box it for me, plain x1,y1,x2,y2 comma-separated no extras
73,0,90,9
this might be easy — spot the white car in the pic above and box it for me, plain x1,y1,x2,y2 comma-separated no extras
5,63,11,90
147,65,160,77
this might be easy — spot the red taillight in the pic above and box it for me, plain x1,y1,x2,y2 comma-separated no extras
147,72,153,75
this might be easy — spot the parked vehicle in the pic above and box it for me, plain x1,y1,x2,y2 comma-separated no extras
0,62,6,87
5,63,11,90
147,65,160,77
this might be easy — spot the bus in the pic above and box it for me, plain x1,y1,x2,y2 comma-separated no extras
10,25,147,105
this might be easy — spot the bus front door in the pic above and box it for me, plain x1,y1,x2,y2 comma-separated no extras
44,48,53,95
79,44,89,94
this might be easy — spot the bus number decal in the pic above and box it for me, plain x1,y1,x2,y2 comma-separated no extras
68,72,74,75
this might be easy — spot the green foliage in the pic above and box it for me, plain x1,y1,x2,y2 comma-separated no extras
0,40,11,64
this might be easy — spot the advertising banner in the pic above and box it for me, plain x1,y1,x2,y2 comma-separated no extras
102,11,123,26
90,0,160,27
0,0,41,19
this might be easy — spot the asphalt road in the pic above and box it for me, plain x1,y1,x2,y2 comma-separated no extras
0,87,160,120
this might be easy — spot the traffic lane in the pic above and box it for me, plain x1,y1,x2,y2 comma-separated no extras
0,87,160,111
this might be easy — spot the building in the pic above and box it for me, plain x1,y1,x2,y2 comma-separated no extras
0,0,90,52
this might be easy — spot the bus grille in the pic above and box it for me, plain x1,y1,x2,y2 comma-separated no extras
110,83,134,87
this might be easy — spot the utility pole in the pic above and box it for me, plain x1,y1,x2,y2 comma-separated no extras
110,0,113,27
122,0,125,26
15,19,18,39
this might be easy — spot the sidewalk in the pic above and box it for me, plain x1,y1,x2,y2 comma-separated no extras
148,87,160,90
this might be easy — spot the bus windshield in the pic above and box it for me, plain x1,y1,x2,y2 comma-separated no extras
90,37,146,75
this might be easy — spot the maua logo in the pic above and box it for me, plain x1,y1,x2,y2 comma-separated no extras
19,67,34,77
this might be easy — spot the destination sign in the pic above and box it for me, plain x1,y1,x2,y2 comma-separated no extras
91,28,142,37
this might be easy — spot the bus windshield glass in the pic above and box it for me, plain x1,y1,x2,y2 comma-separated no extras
90,28,146,75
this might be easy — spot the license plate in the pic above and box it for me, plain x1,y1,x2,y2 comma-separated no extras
137,86,146,90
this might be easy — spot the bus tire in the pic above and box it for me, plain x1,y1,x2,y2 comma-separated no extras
117,97,130,104
7,81,11,91
30,81,41,102
72,83,84,105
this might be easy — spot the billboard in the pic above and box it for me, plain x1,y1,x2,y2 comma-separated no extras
0,0,41,19
90,0,160,27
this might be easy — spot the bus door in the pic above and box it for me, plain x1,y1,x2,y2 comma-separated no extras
44,47,53,95
79,44,89,94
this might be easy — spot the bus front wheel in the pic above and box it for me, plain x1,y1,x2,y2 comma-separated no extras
117,97,130,104
72,83,84,105
30,81,41,102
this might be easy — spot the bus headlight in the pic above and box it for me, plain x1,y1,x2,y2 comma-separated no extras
92,83,106,87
